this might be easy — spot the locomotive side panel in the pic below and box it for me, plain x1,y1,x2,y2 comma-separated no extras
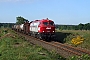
30,21,40,32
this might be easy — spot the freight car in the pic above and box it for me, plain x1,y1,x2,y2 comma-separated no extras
23,21,30,34
19,24,24,32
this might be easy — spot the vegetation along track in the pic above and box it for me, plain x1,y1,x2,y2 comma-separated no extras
16,31,90,58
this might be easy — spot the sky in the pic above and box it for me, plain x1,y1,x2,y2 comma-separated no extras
0,0,90,25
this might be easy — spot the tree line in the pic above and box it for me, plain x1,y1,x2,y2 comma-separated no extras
56,23,90,30
0,23,15,28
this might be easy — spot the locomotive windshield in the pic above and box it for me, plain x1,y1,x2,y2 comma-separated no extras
43,22,48,25
43,21,54,26
49,21,54,25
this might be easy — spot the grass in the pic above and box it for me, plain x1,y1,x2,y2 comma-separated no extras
56,29,90,50
0,28,66,60
0,28,90,60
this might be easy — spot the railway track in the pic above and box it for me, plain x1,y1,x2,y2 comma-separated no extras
16,31,90,58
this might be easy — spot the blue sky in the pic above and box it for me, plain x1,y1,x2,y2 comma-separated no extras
0,0,90,25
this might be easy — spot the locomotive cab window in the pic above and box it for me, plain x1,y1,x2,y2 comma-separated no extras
49,21,54,25
43,22,48,25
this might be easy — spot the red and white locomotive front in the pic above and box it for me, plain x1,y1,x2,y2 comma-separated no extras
30,18,55,40
38,19,55,33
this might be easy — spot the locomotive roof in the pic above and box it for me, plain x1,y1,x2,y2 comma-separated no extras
26,18,54,24
41,19,53,22
34,19,54,22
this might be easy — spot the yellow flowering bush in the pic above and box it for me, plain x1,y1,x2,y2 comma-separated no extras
71,35,84,46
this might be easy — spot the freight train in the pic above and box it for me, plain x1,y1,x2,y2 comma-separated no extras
12,18,56,41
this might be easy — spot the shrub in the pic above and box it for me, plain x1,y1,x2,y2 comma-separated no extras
71,35,84,46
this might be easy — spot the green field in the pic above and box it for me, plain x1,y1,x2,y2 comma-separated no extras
56,29,90,50
0,28,65,60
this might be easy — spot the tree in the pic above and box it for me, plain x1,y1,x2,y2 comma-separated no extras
0,23,1,28
16,16,28,24
78,23,84,30
84,23,90,30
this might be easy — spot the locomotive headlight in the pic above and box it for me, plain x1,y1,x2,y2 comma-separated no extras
43,31,44,32
53,31,55,32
